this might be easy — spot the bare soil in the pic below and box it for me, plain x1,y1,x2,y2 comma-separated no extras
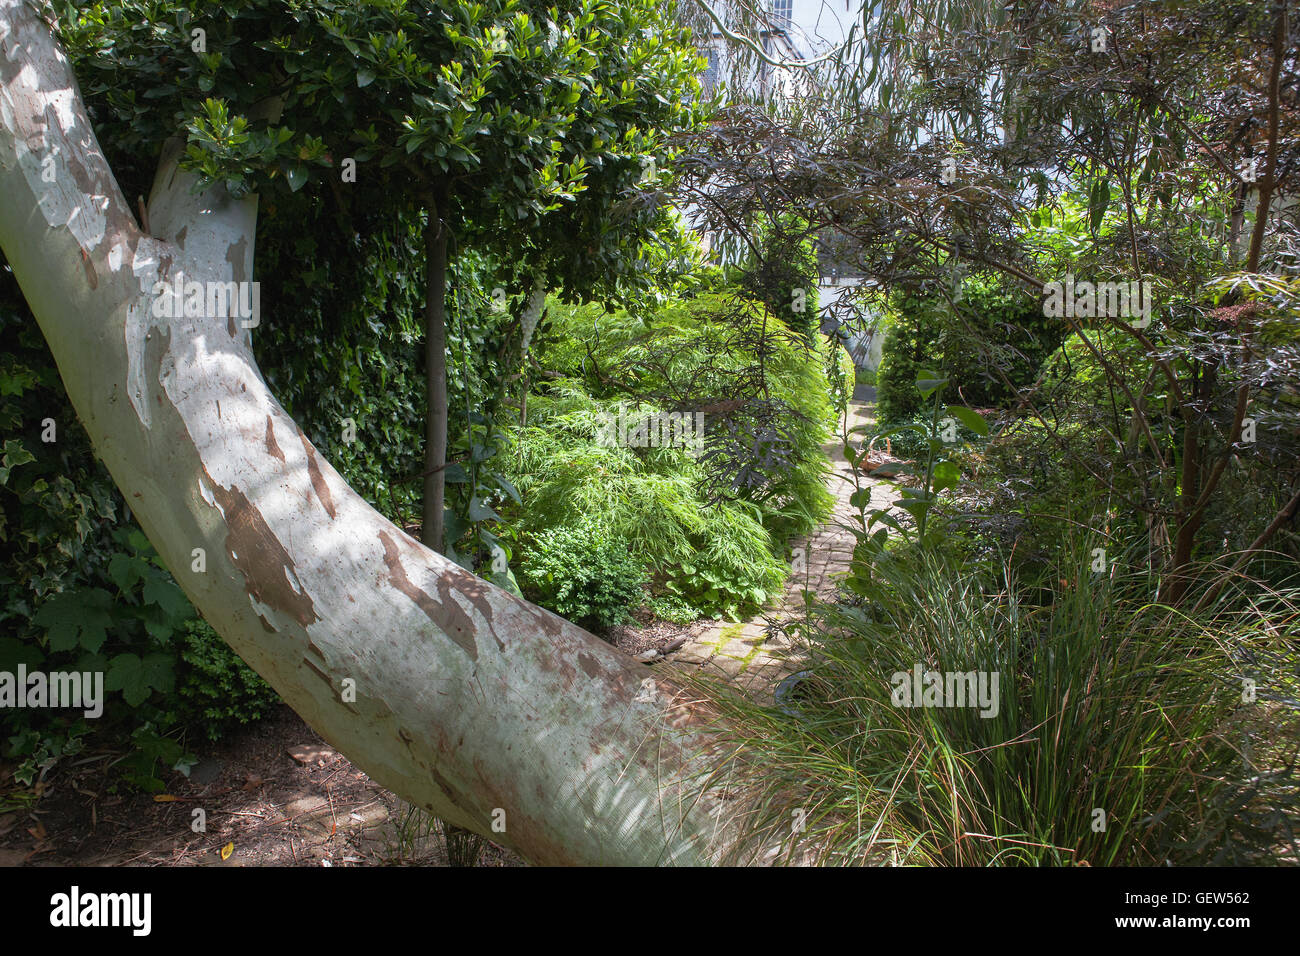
0,609,696,868
0,705,523,867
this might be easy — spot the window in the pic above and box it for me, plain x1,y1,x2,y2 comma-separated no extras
772,0,792,29
701,48,718,95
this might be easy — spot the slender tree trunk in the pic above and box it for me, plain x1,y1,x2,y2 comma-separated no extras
1244,1,1288,274
1162,364,1213,604
1160,0,1288,605
422,201,449,553
0,0,736,865
423,223,483,875
518,277,547,427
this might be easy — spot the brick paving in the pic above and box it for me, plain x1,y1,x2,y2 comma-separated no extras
662,400,893,695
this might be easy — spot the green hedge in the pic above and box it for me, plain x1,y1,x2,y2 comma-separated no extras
0,196,434,790
877,274,1064,422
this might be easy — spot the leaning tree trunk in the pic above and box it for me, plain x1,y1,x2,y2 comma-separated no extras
0,0,734,865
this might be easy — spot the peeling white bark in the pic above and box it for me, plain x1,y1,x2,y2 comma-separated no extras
0,0,734,865
519,276,548,356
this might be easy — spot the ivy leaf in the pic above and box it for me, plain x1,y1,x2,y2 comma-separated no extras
142,574,193,621
0,365,37,397
0,439,35,485
105,652,175,706
286,165,309,192
33,588,114,653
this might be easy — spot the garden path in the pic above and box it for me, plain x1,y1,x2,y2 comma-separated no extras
661,398,892,695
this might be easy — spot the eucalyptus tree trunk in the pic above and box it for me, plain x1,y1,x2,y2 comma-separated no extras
0,0,734,865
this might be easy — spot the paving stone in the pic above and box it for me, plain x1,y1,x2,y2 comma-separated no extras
717,639,754,658
665,400,891,699
673,643,715,665
712,655,751,678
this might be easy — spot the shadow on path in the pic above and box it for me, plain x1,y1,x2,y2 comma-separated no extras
663,399,894,694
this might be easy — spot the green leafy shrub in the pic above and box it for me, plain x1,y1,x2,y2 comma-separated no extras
170,620,281,742
1036,325,1152,404
876,274,1064,423
872,411,984,461
254,223,427,525
2,524,200,790
510,286,841,620
0,295,207,790
826,340,856,425
517,522,647,633
643,593,700,625
876,297,940,422
734,213,820,341
535,290,836,546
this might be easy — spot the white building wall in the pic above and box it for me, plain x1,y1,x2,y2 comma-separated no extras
693,2,873,355
784,0,854,56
